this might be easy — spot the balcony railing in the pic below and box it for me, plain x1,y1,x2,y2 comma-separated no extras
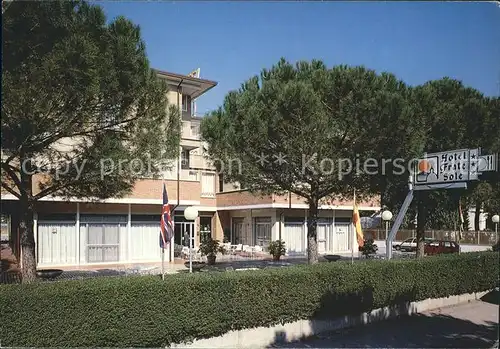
182,121,201,140
189,154,215,170
161,169,199,181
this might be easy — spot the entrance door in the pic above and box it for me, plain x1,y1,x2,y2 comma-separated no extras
317,224,328,254
175,222,195,248
199,216,212,243
231,218,245,244
334,224,350,252
254,217,271,249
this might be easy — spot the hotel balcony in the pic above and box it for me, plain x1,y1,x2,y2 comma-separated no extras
182,120,201,140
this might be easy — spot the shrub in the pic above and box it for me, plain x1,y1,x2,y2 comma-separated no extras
0,252,497,347
268,239,287,260
198,237,226,257
359,238,378,257
492,240,499,252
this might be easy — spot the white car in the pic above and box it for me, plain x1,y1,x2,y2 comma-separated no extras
394,238,417,252
393,237,434,252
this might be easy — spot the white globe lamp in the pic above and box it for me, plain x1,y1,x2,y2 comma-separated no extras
492,215,500,224
382,210,393,221
184,206,199,221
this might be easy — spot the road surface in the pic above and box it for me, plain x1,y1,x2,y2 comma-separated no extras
270,290,499,348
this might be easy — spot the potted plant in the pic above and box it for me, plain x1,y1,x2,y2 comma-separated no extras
268,240,286,261
199,237,226,265
359,238,378,258
492,240,499,252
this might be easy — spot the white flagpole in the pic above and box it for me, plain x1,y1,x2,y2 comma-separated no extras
161,246,165,280
352,189,355,265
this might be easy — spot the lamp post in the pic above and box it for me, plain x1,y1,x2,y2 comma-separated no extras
493,215,499,243
184,206,199,273
382,210,393,260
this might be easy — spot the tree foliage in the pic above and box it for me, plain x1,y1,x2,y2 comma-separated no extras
381,78,499,256
202,58,423,263
1,0,180,281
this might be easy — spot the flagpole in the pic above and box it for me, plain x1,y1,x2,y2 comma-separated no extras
352,189,355,265
161,246,165,280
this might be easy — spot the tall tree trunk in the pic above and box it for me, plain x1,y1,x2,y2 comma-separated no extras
20,196,36,283
416,191,427,258
474,201,481,232
20,156,36,283
307,199,319,264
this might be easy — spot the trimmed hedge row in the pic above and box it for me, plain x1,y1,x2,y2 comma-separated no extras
0,252,498,347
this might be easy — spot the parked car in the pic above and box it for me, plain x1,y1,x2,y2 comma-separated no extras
393,237,434,252
424,240,460,256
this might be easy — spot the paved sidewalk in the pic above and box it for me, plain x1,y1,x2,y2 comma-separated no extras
270,291,499,348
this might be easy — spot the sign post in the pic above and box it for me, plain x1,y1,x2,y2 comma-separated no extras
385,148,498,260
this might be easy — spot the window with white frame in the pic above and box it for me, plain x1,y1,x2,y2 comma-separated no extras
201,172,215,197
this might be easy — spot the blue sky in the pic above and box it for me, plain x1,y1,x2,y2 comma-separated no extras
98,1,500,115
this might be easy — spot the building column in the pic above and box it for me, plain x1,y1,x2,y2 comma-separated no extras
127,204,132,262
195,215,200,248
271,209,278,241
76,202,80,266
304,209,308,252
332,208,336,253
169,234,174,262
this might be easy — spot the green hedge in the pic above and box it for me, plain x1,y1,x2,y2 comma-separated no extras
0,252,498,347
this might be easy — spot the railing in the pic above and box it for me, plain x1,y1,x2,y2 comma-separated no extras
189,154,215,170
181,121,201,140
364,229,498,246
161,169,199,181
200,191,216,198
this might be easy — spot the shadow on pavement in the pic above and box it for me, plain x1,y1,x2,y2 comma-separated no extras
269,313,498,348
268,289,499,348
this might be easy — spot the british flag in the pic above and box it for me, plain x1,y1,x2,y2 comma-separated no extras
160,183,174,248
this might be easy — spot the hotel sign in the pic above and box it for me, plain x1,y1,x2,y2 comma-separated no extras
414,148,497,186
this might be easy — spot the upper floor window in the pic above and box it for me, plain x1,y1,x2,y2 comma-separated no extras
218,174,224,193
182,94,190,112
1,214,10,242
181,148,190,169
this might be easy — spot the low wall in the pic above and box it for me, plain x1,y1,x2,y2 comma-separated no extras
169,290,490,348
374,240,491,253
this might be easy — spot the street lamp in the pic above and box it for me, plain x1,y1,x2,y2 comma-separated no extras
184,206,199,273
493,214,499,240
382,210,393,260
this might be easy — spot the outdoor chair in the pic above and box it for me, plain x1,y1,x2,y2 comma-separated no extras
230,244,243,254
253,245,263,253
